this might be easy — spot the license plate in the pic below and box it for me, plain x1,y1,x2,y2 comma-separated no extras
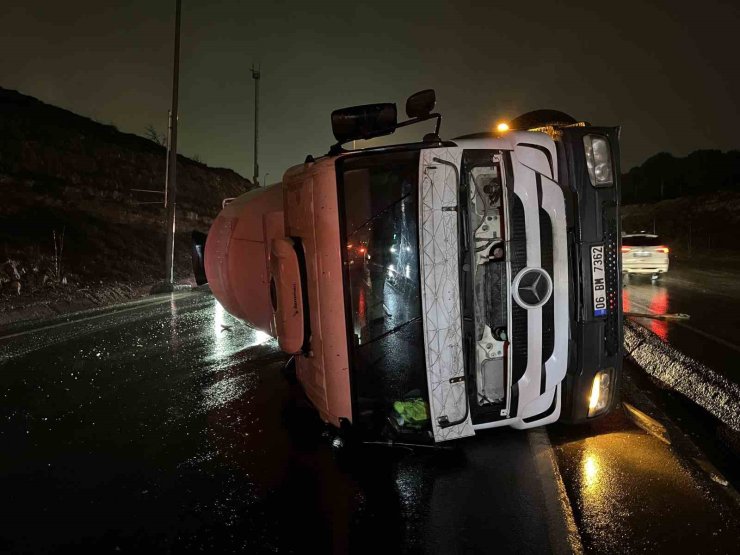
591,245,607,317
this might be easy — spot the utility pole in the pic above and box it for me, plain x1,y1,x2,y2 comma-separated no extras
251,64,260,187
164,109,172,206
164,0,181,286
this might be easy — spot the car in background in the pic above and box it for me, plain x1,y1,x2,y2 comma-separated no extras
621,233,669,280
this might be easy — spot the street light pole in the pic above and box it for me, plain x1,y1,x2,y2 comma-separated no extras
251,65,260,187
163,109,172,206
164,0,181,285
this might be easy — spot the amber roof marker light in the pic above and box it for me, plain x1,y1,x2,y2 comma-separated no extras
496,122,510,133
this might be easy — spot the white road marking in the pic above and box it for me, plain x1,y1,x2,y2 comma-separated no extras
527,427,583,555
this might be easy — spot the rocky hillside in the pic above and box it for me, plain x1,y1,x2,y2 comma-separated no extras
0,86,253,314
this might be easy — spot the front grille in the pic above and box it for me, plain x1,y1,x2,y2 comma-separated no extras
510,194,528,383
482,262,507,330
539,208,554,364
603,205,620,355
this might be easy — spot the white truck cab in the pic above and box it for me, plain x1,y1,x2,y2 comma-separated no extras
200,92,623,444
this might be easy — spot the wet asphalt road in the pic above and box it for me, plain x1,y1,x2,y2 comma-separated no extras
2,289,739,553
623,262,740,381
549,377,740,554
0,291,554,553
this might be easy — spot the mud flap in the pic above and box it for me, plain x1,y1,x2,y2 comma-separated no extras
419,147,475,441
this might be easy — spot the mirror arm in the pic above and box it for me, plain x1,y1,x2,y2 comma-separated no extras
393,112,441,133
329,112,443,154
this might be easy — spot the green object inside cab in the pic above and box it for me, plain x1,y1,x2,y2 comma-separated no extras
392,398,429,428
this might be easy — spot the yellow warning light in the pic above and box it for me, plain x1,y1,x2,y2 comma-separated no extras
496,122,510,133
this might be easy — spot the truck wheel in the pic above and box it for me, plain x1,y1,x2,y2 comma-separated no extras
330,418,356,466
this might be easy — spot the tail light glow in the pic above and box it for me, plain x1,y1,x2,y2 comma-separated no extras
620,246,631,253
656,246,669,254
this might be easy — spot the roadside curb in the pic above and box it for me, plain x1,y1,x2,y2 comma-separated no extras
623,319,740,433
620,369,740,508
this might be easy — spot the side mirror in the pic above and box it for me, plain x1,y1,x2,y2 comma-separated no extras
331,103,397,144
406,89,436,119
191,230,208,286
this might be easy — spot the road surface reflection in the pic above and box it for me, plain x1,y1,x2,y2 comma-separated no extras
622,266,740,381
550,405,740,553
622,285,669,340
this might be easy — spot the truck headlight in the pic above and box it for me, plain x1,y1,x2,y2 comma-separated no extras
588,370,612,417
583,135,613,187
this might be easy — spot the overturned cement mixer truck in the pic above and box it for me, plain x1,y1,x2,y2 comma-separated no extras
192,89,623,444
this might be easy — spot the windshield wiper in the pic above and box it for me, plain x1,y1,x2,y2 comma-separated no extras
347,192,411,238
357,316,422,349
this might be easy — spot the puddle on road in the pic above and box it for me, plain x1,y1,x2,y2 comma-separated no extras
623,283,669,340
550,408,740,554
201,373,259,412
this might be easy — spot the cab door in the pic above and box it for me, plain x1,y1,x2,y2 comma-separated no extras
418,147,475,441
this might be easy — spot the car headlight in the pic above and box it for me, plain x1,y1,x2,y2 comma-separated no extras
588,369,612,417
583,135,613,187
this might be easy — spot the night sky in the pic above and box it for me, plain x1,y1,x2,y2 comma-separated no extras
2,0,738,182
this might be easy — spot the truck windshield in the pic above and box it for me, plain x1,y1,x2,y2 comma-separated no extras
338,150,430,438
